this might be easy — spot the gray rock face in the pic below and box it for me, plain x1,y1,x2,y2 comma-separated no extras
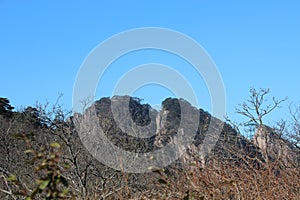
155,109,168,135
75,96,299,170
152,98,260,169
253,125,300,167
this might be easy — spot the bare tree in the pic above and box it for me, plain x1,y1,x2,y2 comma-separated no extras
287,104,300,147
236,88,287,128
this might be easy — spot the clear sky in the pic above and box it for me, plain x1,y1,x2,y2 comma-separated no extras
1,1,299,126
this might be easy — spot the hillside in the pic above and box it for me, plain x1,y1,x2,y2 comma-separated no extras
0,96,299,199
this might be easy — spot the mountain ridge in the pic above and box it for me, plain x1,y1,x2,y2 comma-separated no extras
1,96,299,199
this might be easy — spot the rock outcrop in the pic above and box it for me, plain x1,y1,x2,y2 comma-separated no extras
254,125,300,167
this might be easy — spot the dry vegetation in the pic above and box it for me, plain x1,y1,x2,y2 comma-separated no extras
0,89,299,199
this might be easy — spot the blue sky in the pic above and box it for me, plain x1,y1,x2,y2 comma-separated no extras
1,1,299,125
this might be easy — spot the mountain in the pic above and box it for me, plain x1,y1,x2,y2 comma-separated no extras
0,96,299,199
85,96,265,168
